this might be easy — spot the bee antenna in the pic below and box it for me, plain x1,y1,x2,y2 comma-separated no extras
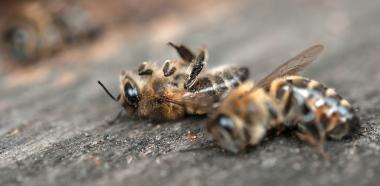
98,80,118,102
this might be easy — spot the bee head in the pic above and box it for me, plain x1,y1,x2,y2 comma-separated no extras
207,113,250,153
98,70,141,116
3,25,37,62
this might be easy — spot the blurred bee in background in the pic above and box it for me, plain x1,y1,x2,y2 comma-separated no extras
206,45,359,157
98,43,249,121
2,2,63,63
2,2,102,64
54,4,103,44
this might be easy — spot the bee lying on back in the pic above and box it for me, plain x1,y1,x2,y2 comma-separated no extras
206,45,359,157
98,43,249,121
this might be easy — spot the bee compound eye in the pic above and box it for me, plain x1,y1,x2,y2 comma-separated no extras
124,81,139,106
217,114,235,131
213,114,243,153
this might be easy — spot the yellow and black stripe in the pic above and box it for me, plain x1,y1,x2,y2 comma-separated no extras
269,76,359,141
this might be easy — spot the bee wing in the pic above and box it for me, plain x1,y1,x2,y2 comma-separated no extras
186,91,220,109
164,45,323,111
256,44,324,89
162,91,219,114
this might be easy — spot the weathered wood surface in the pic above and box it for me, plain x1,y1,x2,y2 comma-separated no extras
1,0,380,185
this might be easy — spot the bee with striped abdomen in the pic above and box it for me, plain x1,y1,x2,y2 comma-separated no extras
206,45,359,157
98,43,249,121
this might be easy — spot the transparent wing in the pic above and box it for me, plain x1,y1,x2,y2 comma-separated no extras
162,91,219,114
184,92,220,112
163,45,323,111
256,44,324,89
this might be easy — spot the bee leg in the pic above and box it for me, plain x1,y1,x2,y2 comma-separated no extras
106,110,124,125
162,60,177,77
184,50,206,89
282,85,294,117
275,124,286,135
168,42,195,62
295,129,330,159
138,62,154,76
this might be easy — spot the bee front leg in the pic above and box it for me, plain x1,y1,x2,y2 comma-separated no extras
138,62,154,76
184,50,207,89
168,42,195,62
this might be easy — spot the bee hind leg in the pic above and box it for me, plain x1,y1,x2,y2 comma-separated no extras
184,50,207,89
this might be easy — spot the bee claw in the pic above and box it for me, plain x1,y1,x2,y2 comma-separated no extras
317,144,331,160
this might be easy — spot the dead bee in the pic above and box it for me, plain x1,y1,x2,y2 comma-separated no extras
98,43,249,121
206,45,359,157
2,2,102,63
53,4,103,44
2,2,63,62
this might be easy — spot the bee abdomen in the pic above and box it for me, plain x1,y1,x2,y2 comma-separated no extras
269,76,359,139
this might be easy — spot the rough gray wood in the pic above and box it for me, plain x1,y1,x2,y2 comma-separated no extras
1,0,380,186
